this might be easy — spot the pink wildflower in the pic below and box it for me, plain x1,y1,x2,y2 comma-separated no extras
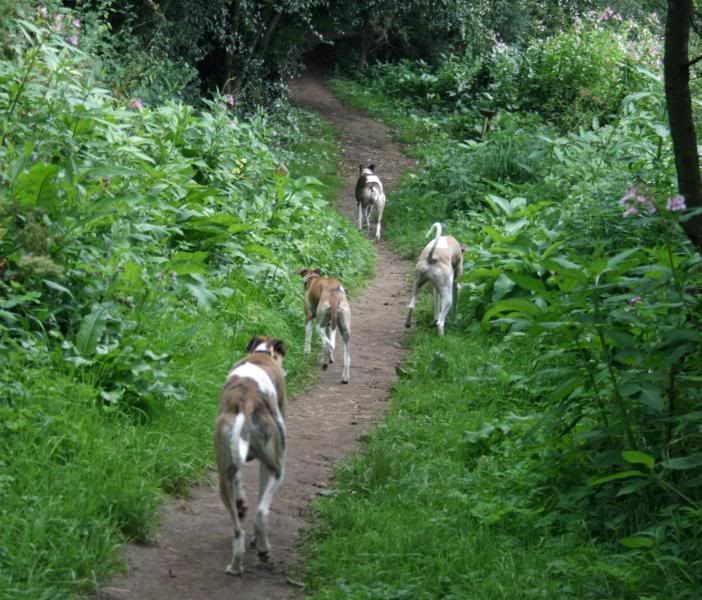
225,94,236,107
618,187,636,206
69,34,79,47
129,98,144,110
666,194,686,212
72,18,81,29
629,296,642,305
619,185,656,216
54,14,63,32
38,6,48,19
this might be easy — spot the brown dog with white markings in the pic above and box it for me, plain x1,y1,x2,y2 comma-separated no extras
355,164,386,241
297,268,351,383
214,335,287,575
405,222,465,336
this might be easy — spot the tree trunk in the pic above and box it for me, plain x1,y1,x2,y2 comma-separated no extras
223,0,241,93
665,0,702,252
356,13,371,74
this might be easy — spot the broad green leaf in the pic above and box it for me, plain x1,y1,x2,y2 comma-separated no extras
662,453,702,470
622,451,654,472
43,279,73,298
12,163,59,208
293,175,324,189
589,470,644,486
486,194,513,216
504,218,528,236
186,282,217,309
76,307,107,357
619,536,654,549
492,274,515,301
167,251,209,275
243,244,273,259
482,298,542,327
507,273,546,293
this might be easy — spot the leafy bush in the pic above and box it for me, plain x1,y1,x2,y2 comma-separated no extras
0,12,373,598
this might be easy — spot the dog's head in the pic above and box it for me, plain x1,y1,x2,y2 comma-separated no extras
359,164,375,176
296,267,321,289
246,335,286,365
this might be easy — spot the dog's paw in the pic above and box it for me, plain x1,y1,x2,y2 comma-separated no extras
341,379,349,384
236,499,247,519
225,563,243,576
258,550,270,563
321,363,328,371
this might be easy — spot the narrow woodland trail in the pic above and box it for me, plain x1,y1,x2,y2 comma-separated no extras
100,67,414,599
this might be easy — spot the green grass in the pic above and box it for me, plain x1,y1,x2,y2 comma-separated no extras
0,107,374,599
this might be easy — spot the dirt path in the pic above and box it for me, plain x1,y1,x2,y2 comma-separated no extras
99,67,414,600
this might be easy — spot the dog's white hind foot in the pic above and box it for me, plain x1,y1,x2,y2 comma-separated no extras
225,530,246,575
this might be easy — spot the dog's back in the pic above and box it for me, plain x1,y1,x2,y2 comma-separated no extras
417,223,463,275
355,165,385,208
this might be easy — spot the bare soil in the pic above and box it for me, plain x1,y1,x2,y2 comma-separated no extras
99,65,414,600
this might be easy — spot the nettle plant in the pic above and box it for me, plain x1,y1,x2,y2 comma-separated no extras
0,11,342,415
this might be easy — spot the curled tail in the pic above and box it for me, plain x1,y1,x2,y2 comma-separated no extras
426,222,442,263
229,412,249,464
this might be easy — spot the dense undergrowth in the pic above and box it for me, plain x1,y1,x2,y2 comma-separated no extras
0,9,374,599
306,9,702,599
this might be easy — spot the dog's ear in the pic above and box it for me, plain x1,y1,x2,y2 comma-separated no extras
313,268,321,275
296,268,309,277
246,335,264,353
460,244,467,254
273,339,286,357
368,164,375,171
358,164,364,174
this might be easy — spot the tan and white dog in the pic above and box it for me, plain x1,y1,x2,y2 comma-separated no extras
297,268,351,383
214,335,287,575
355,164,386,241
405,222,465,336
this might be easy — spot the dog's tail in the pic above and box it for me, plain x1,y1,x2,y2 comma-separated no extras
426,222,442,263
229,412,249,465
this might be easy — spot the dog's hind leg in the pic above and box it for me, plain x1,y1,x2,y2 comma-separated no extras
339,312,351,384
316,322,332,370
374,198,385,241
405,275,427,328
436,275,454,336
254,459,284,562
303,318,313,355
433,286,441,323
216,420,247,574
329,327,336,364
357,202,363,229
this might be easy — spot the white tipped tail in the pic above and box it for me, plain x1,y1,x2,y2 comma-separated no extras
426,222,442,241
317,325,336,351
230,412,249,464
